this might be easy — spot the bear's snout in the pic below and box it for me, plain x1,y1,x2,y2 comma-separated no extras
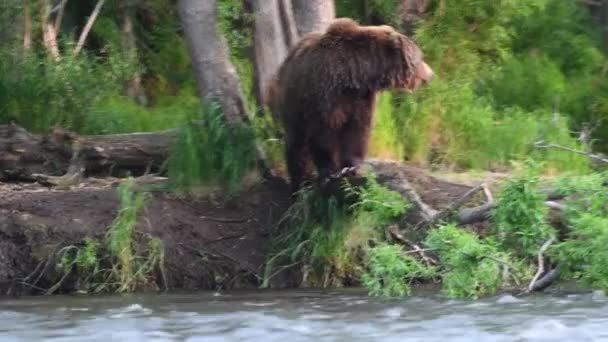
418,62,433,84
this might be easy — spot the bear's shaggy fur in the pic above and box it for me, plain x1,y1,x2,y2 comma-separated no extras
265,18,433,193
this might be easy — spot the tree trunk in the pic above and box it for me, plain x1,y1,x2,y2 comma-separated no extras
291,0,335,36
177,0,249,124
41,0,61,61
251,0,298,107
23,0,32,52
121,7,148,106
177,0,273,178
399,0,428,35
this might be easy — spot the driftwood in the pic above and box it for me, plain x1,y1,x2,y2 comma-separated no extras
535,140,608,164
527,236,557,293
0,124,175,182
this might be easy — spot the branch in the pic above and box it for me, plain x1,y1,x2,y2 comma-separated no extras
417,182,486,229
529,263,562,292
74,0,106,56
23,0,32,52
527,236,556,293
53,0,68,34
388,225,438,267
42,0,60,61
535,140,608,164
482,183,494,203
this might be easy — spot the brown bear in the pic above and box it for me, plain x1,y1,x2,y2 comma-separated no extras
265,18,433,194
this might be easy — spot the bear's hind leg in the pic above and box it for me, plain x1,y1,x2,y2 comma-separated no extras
286,138,313,194
338,93,376,176
339,109,373,176
310,133,340,182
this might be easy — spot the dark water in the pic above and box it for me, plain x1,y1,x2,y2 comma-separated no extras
1,288,608,341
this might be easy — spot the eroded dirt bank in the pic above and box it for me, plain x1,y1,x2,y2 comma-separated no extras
0,162,477,296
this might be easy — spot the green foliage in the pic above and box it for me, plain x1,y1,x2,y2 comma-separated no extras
552,173,608,293
57,238,100,276
166,102,258,194
425,224,522,299
362,244,435,297
106,178,160,292
482,55,565,112
556,214,608,293
53,178,164,294
0,47,136,133
346,170,411,228
263,187,354,287
264,173,411,287
491,168,557,257
363,0,606,167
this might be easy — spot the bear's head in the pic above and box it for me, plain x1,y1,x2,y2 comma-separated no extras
387,29,433,92
326,18,433,93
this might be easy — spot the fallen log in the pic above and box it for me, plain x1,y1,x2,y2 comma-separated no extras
0,124,174,182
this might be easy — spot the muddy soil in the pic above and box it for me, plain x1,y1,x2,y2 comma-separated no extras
0,161,476,296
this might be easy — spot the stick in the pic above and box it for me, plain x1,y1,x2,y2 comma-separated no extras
23,0,32,52
53,0,68,33
417,182,486,229
527,236,556,293
482,183,494,203
535,141,608,164
388,225,438,266
74,0,106,56
42,0,60,60
529,263,562,292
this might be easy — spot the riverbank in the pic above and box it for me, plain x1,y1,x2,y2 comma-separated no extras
0,162,482,296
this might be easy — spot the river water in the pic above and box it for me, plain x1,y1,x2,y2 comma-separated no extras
1,288,607,341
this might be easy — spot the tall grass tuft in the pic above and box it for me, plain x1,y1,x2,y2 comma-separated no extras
166,102,258,194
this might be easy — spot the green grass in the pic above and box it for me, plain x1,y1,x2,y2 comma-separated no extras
165,102,258,195
54,178,165,294
263,173,411,288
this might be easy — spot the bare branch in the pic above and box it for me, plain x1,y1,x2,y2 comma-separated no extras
23,0,32,52
42,0,61,61
388,225,438,266
534,140,608,164
417,182,486,229
482,183,494,203
53,0,68,33
527,236,556,293
74,0,106,56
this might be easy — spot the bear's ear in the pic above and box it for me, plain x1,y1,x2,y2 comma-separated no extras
389,32,402,48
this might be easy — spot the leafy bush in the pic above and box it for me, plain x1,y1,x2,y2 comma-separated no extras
553,173,608,293
362,244,435,297
491,168,557,257
424,224,522,299
0,48,136,133
264,173,411,287
557,214,608,293
346,170,411,228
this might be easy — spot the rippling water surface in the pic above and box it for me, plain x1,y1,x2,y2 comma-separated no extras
1,288,608,341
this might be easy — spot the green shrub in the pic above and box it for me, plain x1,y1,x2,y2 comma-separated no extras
264,173,411,287
0,47,136,133
424,224,522,299
491,168,557,257
362,244,435,297
553,172,608,293
346,170,411,228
